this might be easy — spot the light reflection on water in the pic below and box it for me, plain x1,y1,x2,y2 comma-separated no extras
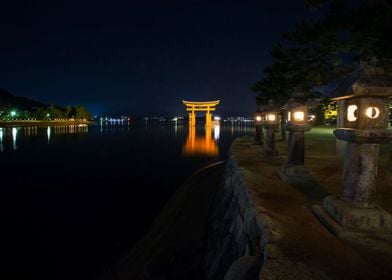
47,126,51,143
0,123,252,154
0,125,89,152
183,125,220,157
0,128,4,152
12,127,18,150
0,121,253,280
214,124,220,140
99,119,131,133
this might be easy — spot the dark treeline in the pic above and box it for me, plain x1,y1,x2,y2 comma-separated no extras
0,88,91,121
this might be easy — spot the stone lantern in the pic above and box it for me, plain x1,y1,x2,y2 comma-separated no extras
278,91,313,181
253,109,264,145
262,100,279,156
313,62,392,238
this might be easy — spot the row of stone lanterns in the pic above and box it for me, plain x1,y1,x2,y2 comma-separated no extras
254,61,392,241
253,99,280,149
253,92,312,180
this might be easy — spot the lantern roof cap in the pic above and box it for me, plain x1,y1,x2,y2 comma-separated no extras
331,61,392,101
282,91,310,109
265,99,279,111
256,103,267,113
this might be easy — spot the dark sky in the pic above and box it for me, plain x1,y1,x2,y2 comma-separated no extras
0,0,313,117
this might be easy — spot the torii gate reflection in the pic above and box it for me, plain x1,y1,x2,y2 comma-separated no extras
182,100,220,126
183,125,220,157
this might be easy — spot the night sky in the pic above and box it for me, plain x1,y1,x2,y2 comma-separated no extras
1,1,314,117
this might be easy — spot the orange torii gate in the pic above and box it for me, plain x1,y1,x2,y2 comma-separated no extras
182,100,220,126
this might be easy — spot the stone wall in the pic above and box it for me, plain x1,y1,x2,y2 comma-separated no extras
204,149,276,280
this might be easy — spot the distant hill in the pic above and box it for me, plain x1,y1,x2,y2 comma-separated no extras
0,88,47,110
0,88,92,120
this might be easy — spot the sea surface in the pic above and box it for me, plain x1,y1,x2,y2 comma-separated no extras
0,121,251,280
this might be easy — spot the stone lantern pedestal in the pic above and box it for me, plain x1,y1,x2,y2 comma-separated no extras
313,129,392,236
253,106,265,146
262,123,278,157
254,124,264,145
261,100,279,157
278,124,312,180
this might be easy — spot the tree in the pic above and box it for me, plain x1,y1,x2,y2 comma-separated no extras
253,0,392,107
34,107,50,120
49,105,66,119
74,106,91,120
63,106,73,119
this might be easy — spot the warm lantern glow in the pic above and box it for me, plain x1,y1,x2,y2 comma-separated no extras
255,116,262,122
365,107,380,119
267,114,276,122
287,112,291,121
347,105,358,122
293,111,304,121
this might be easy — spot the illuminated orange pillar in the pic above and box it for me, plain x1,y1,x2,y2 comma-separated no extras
189,125,195,149
206,108,212,126
205,126,212,146
191,107,196,126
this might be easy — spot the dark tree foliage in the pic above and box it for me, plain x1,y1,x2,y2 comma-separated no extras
253,0,392,106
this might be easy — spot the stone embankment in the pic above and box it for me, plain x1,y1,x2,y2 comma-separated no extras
205,154,265,280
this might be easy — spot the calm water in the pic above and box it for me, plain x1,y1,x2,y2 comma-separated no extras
0,122,251,280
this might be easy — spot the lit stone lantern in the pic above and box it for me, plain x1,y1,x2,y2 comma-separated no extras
278,91,313,181
262,100,279,156
313,62,392,238
253,108,264,145
286,100,309,126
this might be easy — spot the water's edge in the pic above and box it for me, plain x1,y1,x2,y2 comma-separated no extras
104,161,225,280
104,139,266,280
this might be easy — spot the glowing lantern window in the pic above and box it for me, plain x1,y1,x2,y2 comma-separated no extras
347,105,358,122
283,91,312,127
293,111,304,122
255,116,262,122
267,114,276,122
365,107,380,119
